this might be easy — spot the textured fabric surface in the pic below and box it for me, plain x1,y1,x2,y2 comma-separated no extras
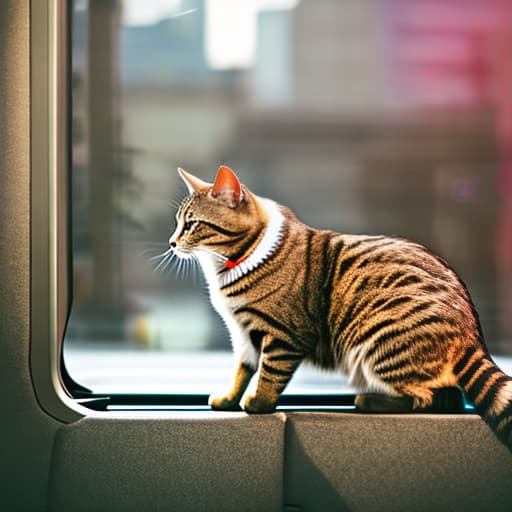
0,2,62,511
48,414,286,512
284,412,512,512
47,411,512,512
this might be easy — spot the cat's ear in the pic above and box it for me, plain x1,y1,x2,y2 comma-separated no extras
177,167,210,195
210,165,242,208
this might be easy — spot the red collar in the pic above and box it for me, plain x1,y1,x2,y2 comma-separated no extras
225,256,248,269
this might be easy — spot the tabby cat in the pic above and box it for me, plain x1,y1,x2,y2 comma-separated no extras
168,164,512,451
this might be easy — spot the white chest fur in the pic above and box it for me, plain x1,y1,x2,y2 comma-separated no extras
194,199,284,369
195,251,259,368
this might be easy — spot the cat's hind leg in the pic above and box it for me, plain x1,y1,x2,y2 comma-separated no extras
355,387,465,413
357,346,464,413
355,393,414,413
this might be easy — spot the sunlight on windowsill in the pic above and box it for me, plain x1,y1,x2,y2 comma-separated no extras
64,342,512,397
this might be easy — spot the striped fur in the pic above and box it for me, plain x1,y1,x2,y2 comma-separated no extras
170,166,512,450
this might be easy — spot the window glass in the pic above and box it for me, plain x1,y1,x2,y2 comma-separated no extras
65,0,512,395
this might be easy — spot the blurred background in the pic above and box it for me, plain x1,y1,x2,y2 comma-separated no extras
65,0,512,395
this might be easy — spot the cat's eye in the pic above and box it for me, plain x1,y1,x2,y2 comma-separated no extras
183,221,194,232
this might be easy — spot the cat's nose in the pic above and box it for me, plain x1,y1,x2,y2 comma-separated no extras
169,234,180,247
169,230,181,247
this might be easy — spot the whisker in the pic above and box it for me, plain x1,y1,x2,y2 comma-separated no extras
139,241,172,262
177,257,186,279
190,256,200,286
169,198,183,209
141,248,167,258
188,258,195,281
153,255,168,273
153,250,174,272
169,193,187,210
149,247,173,262
161,253,176,273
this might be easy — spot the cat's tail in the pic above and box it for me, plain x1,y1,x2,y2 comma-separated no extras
454,345,512,451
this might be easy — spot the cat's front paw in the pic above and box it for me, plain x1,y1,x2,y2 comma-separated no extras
208,394,242,411
243,394,277,414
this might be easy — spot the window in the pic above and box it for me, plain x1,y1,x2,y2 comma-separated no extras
62,0,512,407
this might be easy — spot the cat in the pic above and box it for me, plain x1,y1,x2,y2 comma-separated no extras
169,164,512,451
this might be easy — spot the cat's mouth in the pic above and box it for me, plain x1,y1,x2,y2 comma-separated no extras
170,244,195,260
168,229,194,259
168,234,193,257
171,239,227,265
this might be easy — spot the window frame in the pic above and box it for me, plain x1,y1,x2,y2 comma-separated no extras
29,1,475,419
31,0,83,421
29,1,357,418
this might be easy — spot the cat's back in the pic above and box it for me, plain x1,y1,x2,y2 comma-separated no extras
326,231,482,354
329,232,466,297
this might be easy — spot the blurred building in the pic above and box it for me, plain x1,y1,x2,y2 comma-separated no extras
226,0,502,343
70,0,512,352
